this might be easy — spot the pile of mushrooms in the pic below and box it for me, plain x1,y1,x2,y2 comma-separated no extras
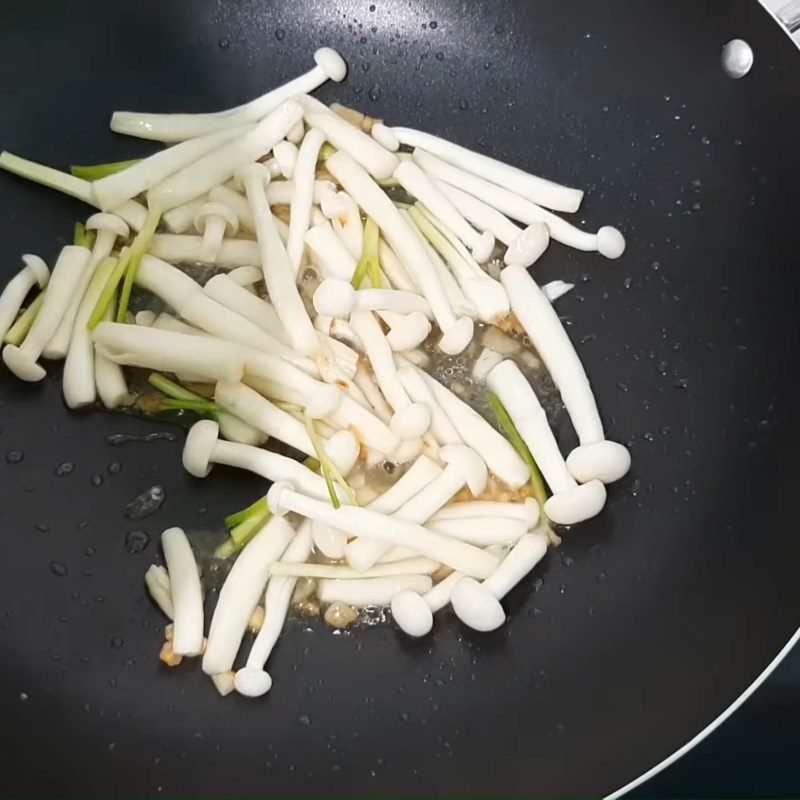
0,47,630,699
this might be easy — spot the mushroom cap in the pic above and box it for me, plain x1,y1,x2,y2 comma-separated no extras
596,226,626,259
438,316,474,355
266,480,293,517
182,419,220,478
85,212,130,240
451,577,506,632
385,311,431,352
235,161,272,191
312,520,347,559
504,222,549,267
389,402,431,439
566,440,631,484
440,444,488,496
391,590,433,637
326,429,360,477
21,254,50,289
313,47,347,82
466,278,509,323
2,345,46,382
234,668,273,698
470,230,496,263
544,479,607,526
194,202,239,236
313,278,355,318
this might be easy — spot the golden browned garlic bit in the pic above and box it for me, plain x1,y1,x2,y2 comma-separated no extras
159,640,183,667
324,600,358,628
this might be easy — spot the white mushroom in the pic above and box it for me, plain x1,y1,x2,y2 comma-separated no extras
394,160,495,262
486,359,608,525
433,499,541,525
286,127,326,274
269,556,440,580
395,366,463,447
181,419,356,500
0,255,49,342
238,162,318,356
202,515,296,675
317,574,433,607
144,564,174,619
428,515,530,547
111,48,347,142
325,151,474,355
391,570,464,637
161,527,204,655
499,267,631,484
267,481,499,579
3,245,90,381
148,233,260,266
348,310,431,438
378,310,433,353
371,122,400,152
304,221,358,281
451,531,549,632
345,443,488,571
313,278,431,320
413,148,625,259
392,126,584,213
235,520,314,697
194,201,239,263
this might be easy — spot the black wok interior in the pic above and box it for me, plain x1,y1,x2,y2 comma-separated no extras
1,1,799,796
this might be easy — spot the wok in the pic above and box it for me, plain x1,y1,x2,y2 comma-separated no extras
1,0,798,796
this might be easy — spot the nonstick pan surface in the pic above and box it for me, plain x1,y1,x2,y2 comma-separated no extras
1,1,799,796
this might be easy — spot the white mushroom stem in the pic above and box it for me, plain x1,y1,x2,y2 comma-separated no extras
472,346,504,382
240,163,318,356
211,184,257,231
351,364,393,423
349,310,431,438
144,564,174,619
270,556,440,579
227,265,263,287
2,245,90,381
437,181,522,246
394,160,495,262
162,197,207,234
414,149,625,258
302,103,399,180
149,233,260,266
202,516,295,675
94,303,132,409
429,516,529,546
325,190,363,259
268,482,499,579
433,499,541,525
146,100,303,211
161,527,204,655
451,532,549,632
286,127,326,274
365,455,442,513
318,574,433,607
182,419,355,501
234,520,314,698
62,256,119,408
371,122,400,151
287,119,305,143
346,443,488,571
44,214,130,361
93,125,250,210
543,280,574,302
194,201,239,262
313,278,431,319
391,571,464,636
409,364,531,488
403,211,477,319
305,221,357,280
392,126,584,213
203,273,287,343
0,255,49,341
378,240,418,292
499,267,631,484
395,366,462,447
325,151,473,355
92,322,245,382
111,48,347,142
408,205,509,323
272,139,298,179
214,380,318,459
486,359,607,525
